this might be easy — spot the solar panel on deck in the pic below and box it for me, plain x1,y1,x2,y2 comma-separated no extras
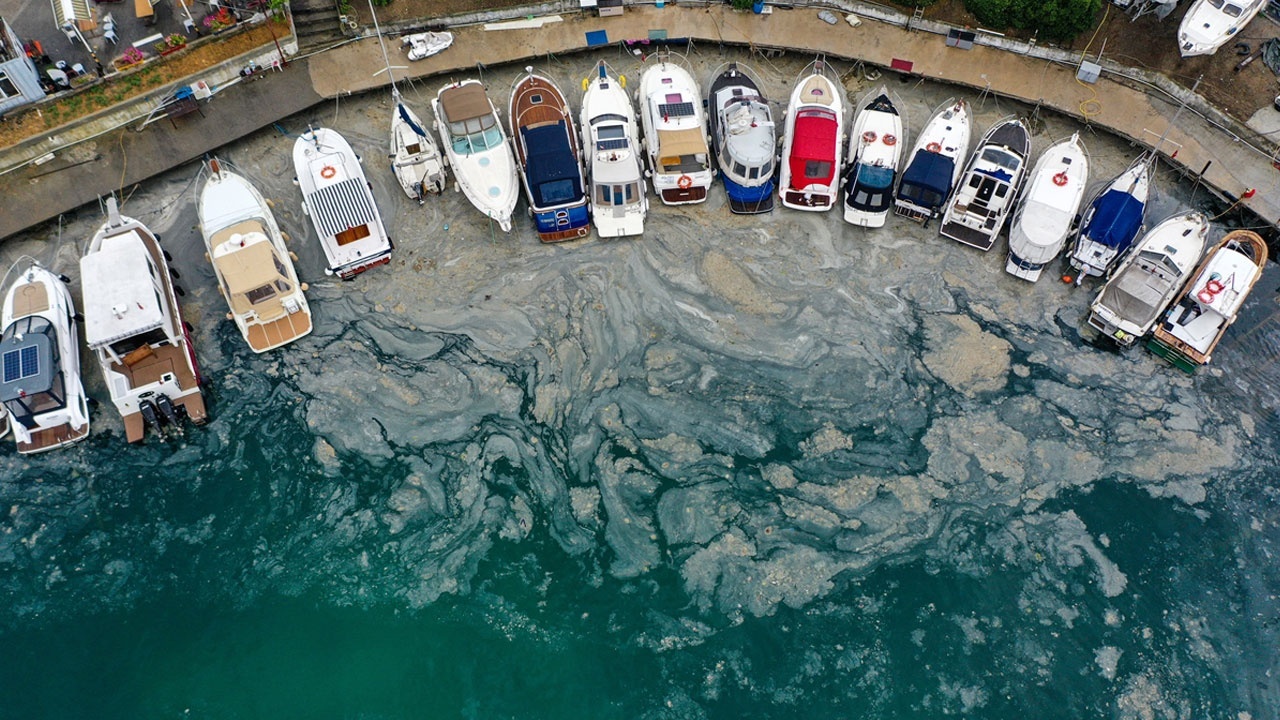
1,346,37,383
658,102,694,118
597,138,629,150
2,350,16,383
20,346,37,378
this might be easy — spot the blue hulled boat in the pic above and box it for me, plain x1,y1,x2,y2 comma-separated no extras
707,63,776,214
1067,155,1152,283
509,69,590,242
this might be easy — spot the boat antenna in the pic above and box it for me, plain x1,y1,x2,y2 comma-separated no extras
367,0,404,98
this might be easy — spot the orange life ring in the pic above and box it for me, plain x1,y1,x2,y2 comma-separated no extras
862,131,877,144
1205,279,1225,293
320,165,337,180
677,174,693,190
882,134,897,146
926,142,942,153
1052,172,1069,187
1198,289,1216,304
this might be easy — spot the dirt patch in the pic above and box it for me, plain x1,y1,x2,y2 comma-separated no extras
0,19,286,151
916,0,1280,123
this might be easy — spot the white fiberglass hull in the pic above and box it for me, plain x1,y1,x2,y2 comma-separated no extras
433,80,519,232
1006,133,1090,282
779,68,845,212
638,58,713,206
844,88,904,227
581,63,647,237
1178,0,1264,57
392,100,448,200
1068,159,1151,279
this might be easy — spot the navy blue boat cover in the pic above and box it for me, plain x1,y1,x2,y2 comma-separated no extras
521,123,583,208
1084,190,1144,250
398,103,428,138
898,152,955,208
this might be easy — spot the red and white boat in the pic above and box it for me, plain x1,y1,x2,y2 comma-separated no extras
779,59,845,212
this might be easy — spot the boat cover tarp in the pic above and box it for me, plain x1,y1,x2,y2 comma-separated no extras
309,178,378,238
790,111,837,183
1262,38,1280,76
522,123,583,207
439,83,490,123
899,152,954,200
397,103,428,138
1084,190,1144,250
656,128,707,159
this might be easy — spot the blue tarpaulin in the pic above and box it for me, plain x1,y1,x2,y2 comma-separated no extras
585,30,609,47
1083,190,1144,251
897,151,955,210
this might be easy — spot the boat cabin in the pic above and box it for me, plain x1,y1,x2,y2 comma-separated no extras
81,233,177,366
846,163,895,214
439,84,503,155
0,316,66,430
896,152,956,216
211,227,298,318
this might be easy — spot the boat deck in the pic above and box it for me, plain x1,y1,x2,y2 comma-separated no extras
110,341,207,442
17,421,89,455
798,75,838,107
247,311,313,353
12,280,50,316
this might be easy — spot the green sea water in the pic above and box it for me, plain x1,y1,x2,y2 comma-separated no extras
2,50,1280,719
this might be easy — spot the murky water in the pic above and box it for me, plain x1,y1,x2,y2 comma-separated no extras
1,48,1278,719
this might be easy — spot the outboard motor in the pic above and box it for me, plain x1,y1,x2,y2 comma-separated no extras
155,394,181,428
139,398,163,435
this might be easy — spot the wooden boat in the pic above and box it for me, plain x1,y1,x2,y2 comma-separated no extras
509,69,591,242
580,61,646,237
779,59,845,212
940,117,1031,251
1178,0,1265,57
637,53,714,205
198,158,313,353
1067,156,1151,283
1149,229,1268,369
0,259,91,453
707,62,776,214
1087,211,1209,346
894,97,970,223
293,127,393,279
81,198,208,442
433,79,520,231
1005,133,1089,282
843,86,905,227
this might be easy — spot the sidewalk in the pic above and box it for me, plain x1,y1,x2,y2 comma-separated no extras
3,2,1278,242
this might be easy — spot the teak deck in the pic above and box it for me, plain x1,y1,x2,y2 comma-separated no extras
17,421,90,454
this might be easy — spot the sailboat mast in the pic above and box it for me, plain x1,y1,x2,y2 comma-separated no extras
367,0,398,95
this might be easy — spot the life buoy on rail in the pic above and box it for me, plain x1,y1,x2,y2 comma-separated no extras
1052,172,1069,187
677,174,693,190
862,131,877,144
925,142,942,153
1198,289,1216,304
320,165,337,180
1205,279,1225,294
882,133,897,146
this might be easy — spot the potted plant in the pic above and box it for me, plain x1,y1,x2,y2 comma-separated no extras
203,7,236,32
155,33,187,56
113,46,146,71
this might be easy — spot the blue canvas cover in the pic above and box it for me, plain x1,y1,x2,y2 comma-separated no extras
521,123,583,209
896,152,955,210
397,103,428,138
1084,190,1144,251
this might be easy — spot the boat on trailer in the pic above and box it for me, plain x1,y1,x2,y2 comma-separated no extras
0,259,91,454
293,127,393,279
81,198,208,442
510,68,591,242
1087,211,1209,346
779,59,845,212
843,86,905,228
637,53,714,205
1177,0,1265,57
198,158,313,353
1149,229,1268,370
893,97,970,224
707,62,776,214
1005,132,1090,282
1067,155,1152,283
433,79,520,231
580,61,647,237
940,116,1031,251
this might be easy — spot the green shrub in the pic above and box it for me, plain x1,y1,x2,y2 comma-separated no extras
964,0,1101,42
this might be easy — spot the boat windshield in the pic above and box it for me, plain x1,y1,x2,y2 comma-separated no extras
597,182,639,206
595,124,629,151
449,114,503,155
981,148,1021,171
848,164,896,212
1223,2,1243,16
1208,0,1224,7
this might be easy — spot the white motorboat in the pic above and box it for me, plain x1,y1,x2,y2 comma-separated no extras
637,54,714,206
293,126,393,279
1006,133,1090,282
402,31,453,62
707,62,776,215
81,198,208,442
198,158,313,353
779,59,845,212
433,79,520,231
580,61,647,237
509,68,591,242
1150,229,1268,368
1178,0,1265,57
940,116,1031,251
0,259,91,454
1087,211,1209,346
1068,155,1152,282
843,86,905,227
894,97,971,223
391,90,448,202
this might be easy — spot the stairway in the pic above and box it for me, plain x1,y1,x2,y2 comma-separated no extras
290,0,347,54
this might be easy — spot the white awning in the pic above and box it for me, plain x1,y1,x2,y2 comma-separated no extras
51,0,93,31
